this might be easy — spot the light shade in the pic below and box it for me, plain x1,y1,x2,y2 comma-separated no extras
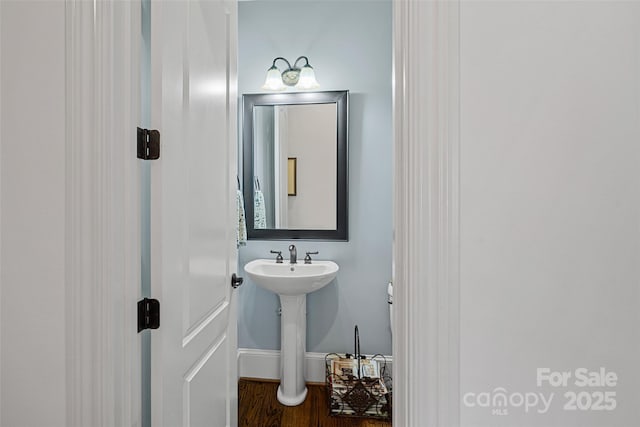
295,65,320,90
261,66,286,91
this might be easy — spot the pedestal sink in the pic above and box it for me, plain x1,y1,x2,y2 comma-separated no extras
244,258,339,406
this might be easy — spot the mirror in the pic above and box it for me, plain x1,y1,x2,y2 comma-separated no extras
242,91,348,240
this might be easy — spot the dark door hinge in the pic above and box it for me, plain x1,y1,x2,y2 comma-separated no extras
137,127,160,160
137,298,160,332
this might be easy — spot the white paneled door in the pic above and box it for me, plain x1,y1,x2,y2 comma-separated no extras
149,1,238,426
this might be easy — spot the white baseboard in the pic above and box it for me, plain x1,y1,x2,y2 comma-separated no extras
238,348,393,384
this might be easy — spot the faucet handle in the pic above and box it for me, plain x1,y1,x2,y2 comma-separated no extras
304,251,319,264
270,250,283,263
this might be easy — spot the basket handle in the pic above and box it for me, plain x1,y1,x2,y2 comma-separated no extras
354,325,361,379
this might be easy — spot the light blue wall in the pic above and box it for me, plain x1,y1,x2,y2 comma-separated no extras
238,0,393,355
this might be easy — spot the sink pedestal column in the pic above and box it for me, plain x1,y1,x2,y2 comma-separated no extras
277,294,307,406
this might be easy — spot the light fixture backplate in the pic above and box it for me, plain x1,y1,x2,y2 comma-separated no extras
281,68,300,86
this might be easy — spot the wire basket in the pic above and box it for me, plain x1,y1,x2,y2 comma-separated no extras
325,326,392,419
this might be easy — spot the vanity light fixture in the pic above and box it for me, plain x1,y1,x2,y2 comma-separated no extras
261,56,320,91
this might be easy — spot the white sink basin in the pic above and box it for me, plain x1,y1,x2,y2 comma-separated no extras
244,258,339,296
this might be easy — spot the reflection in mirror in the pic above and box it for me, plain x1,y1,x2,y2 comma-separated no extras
253,104,337,230
242,91,348,240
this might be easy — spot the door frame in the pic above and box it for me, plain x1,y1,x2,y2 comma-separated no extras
65,1,141,426
64,0,462,425
392,0,461,425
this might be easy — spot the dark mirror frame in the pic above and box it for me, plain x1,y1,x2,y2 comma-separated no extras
242,90,349,240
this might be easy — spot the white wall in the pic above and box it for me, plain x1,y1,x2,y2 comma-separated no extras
1,1,67,425
286,104,337,230
459,2,640,426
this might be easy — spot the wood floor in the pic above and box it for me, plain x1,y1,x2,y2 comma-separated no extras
238,378,392,427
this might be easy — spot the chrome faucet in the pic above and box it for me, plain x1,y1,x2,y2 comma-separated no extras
289,244,297,264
